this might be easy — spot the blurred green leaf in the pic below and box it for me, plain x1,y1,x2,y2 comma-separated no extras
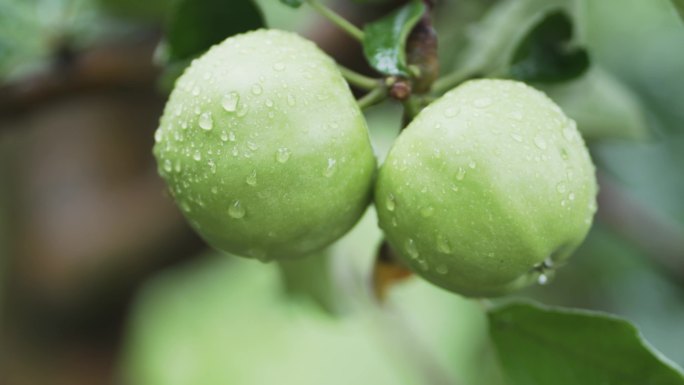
362,0,425,76
509,11,589,82
672,0,684,20
167,0,264,61
279,0,304,8
489,302,684,385
541,66,649,141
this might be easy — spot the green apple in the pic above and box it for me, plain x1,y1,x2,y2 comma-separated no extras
375,79,598,297
153,29,376,261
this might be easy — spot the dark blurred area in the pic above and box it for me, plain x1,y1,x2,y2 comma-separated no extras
0,0,683,384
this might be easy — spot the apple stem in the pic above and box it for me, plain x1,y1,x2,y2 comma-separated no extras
357,86,387,109
305,0,365,42
338,65,381,91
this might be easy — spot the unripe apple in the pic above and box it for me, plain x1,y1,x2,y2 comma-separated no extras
153,29,376,261
375,79,598,297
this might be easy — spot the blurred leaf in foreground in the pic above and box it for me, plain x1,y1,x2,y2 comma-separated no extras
489,302,684,385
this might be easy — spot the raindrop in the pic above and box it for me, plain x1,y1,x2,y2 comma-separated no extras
456,167,466,181
323,158,337,177
405,238,419,259
556,182,567,194
228,200,246,219
510,111,524,121
276,147,291,163
538,274,548,285
246,170,257,186
444,107,460,118
534,135,547,150
562,125,576,142
221,92,239,112
436,235,451,253
199,112,213,130
251,84,263,95
265,99,274,108
473,97,492,108
420,206,435,218
386,194,396,211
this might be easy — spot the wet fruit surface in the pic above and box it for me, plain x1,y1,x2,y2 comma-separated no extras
375,79,598,297
154,29,376,260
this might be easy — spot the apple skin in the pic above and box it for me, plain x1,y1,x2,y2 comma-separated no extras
154,29,376,261
375,79,598,297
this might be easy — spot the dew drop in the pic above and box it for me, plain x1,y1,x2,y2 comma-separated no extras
556,182,567,194
444,106,460,118
456,166,466,181
534,135,547,150
251,84,263,95
199,112,213,130
569,192,576,201
220,131,229,142
436,235,451,254
228,200,246,219
163,159,172,173
154,129,163,143
468,160,477,169
211,186,218,194
563,125,576,142
229,131,236,142
273,62,286,71
193,151,202,161
510,111,524,121
511,133,523,142
246,170,257,186
287,94,296,106
276,147,291,163
473,97,492,108
323,158,337,177
386,194,396,212
450,184,459,192
237,104,249,117
221,92,239,112
538,274,548,285
191,86,200,96
436,264,449,275
265,99,274,108
247,141,258,151
420,206,435,218
405,238,419,259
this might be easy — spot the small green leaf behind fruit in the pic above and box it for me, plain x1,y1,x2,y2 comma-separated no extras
166,0,264,61
279,0,304,8
509,10,589,83
362,0,426,77
489,302,684,385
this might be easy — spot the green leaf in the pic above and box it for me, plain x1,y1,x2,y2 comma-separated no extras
673,0,684,21
489,302,684,385
279,0,304,8
509,10,589,82
167,0,264,61
362,0,426,77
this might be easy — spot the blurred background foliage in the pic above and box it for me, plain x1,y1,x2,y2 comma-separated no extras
0,0,682,384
